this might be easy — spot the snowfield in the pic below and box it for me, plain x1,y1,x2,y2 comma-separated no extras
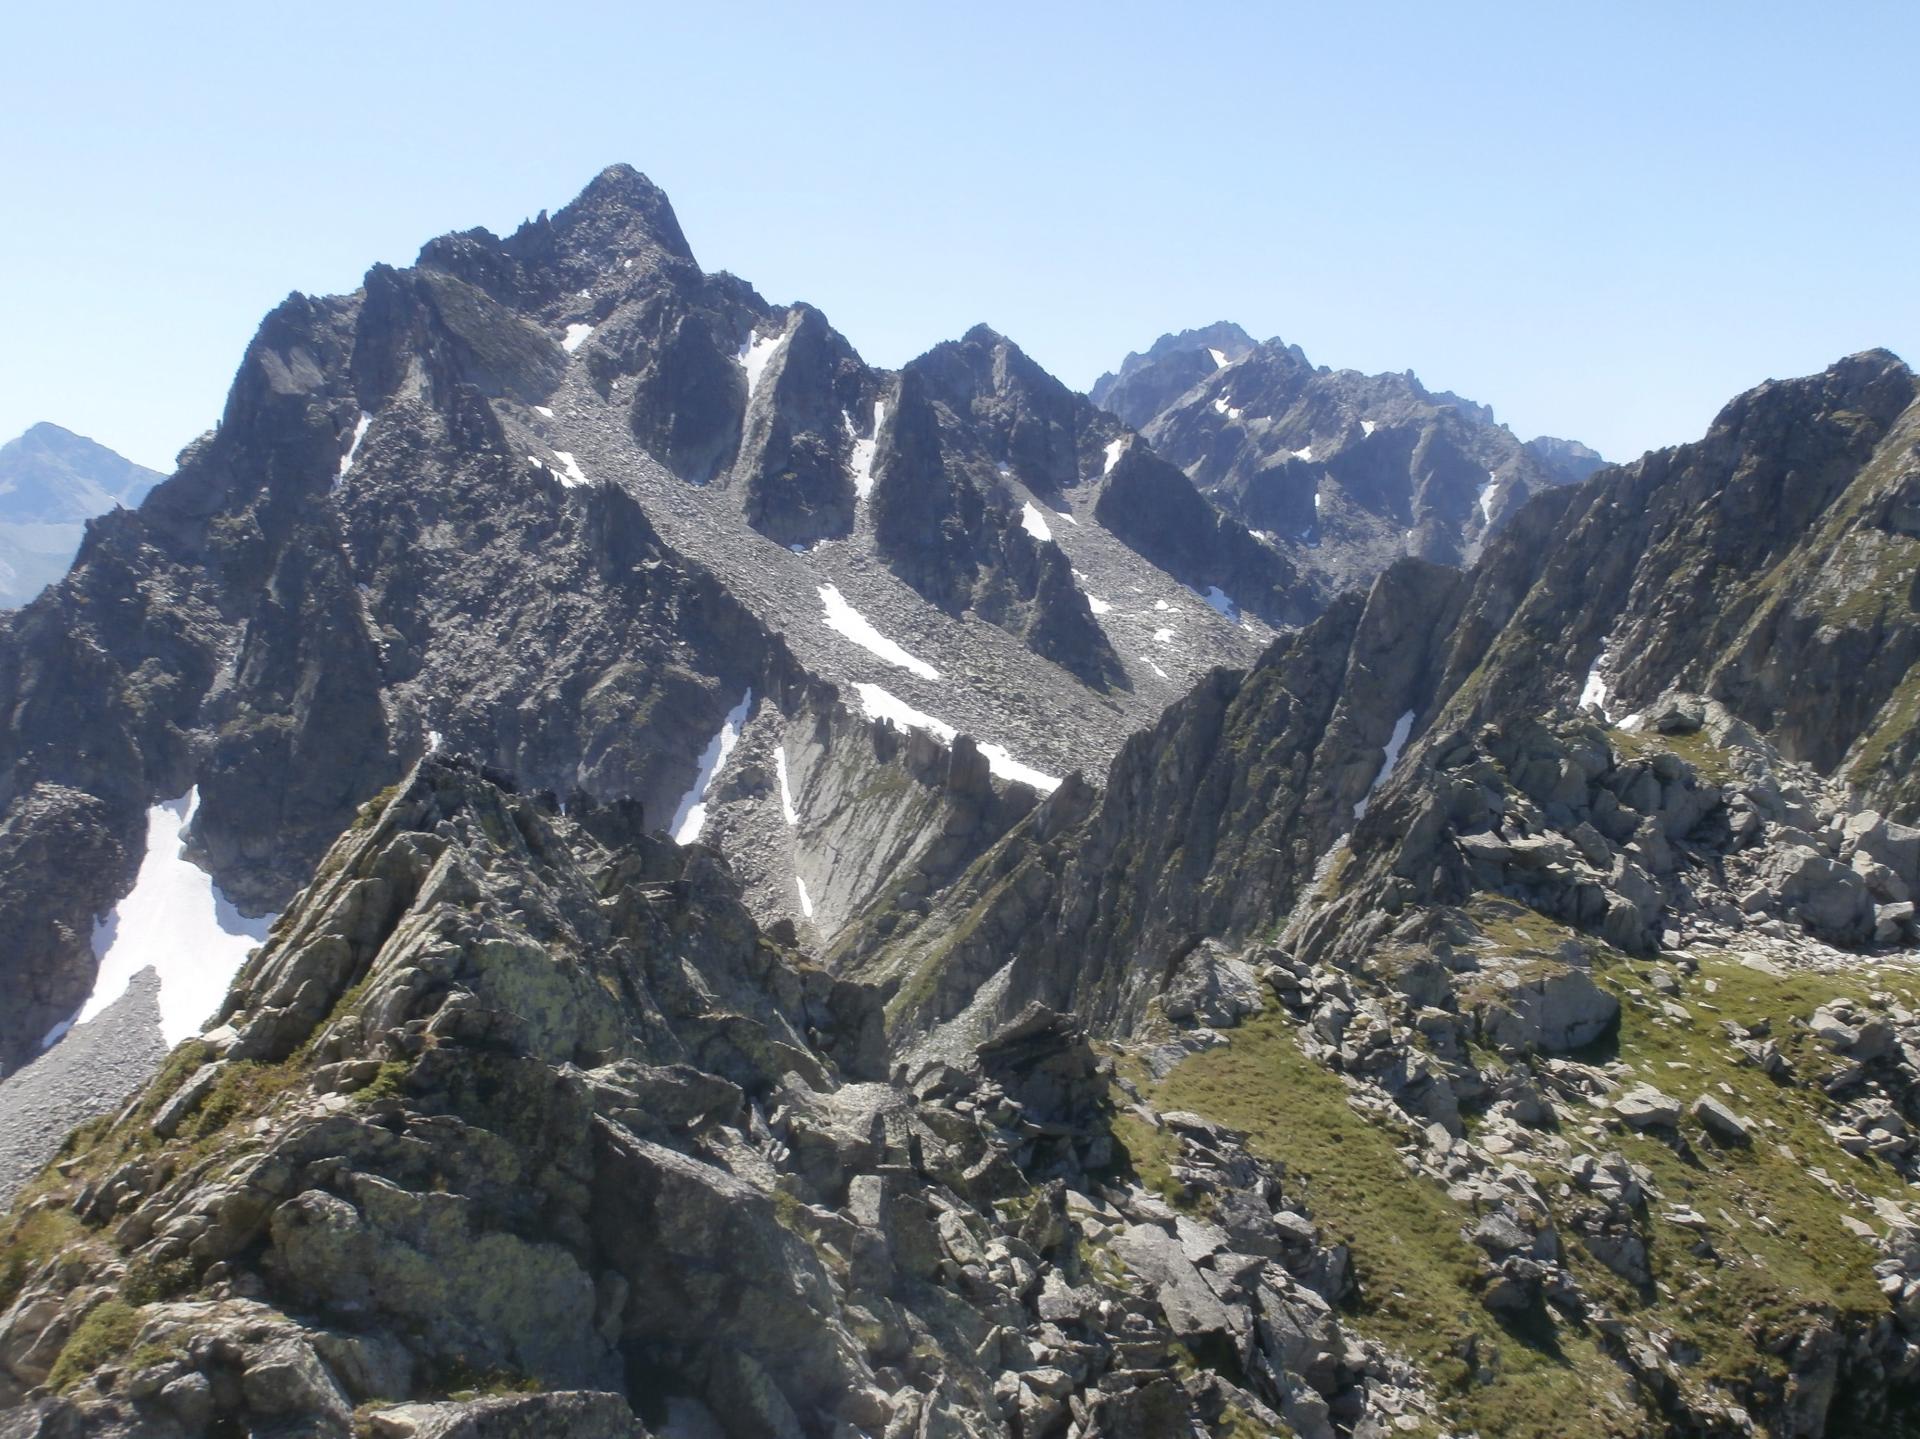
671,690,752,843
77,790,276,1047
847,400,885,500
819,585,940,681
739,328,784,399
853,683,1060,793
336,412,372,484
1354,709,1416,820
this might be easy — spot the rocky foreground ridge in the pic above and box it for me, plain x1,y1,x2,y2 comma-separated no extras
1,167,1919,1439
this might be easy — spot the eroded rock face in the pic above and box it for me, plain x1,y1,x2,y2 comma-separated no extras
0,760,1420,1439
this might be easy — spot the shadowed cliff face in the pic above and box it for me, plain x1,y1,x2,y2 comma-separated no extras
0,167,1369,1075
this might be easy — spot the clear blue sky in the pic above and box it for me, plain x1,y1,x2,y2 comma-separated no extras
3,2,1915,472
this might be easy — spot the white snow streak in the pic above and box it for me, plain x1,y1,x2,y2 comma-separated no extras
1360,419,1377,437
1103,436,1129,475
1154,627,1175,644
852,683,1059,793
671,689,752,844
552,451,591,488
1086,594,1113,614
78,790,277,1046
1144,657,1170,680
426,729,444,754
562,323,595,354
336,412,372,485
1056,510,1079,525
1580,645,1613,720
738,328,783,399
534,405,555,419
1477,471,1501,524
1208,347,1229,368
775,747,799,826
1354,710,1416,820
977,742,1062,794
847,400,885,500
819,585,940,680
795,876,814,918
1020,502,1053,542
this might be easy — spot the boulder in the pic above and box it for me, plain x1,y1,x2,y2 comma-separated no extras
1479,968,1618,1055
1689,1095,1751,1145
1613,1085,1681,1129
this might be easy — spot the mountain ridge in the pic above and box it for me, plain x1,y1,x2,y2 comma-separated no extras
0,165,1917,1439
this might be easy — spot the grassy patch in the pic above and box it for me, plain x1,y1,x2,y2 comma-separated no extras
1148,1013,1643,1439
46,1299,145,1391
0,1206,91,1313
1609,726,1745,786
1581,951,1904,1396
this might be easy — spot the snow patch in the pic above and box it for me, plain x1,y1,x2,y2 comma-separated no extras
852,683,1059,793
78,790,277,1047
1056,510,1079,525
1154,627,1175,644
1212,396,1243,420
534,405,555,419
1291,445,1315,462
775,747,799,826
552,451,591,488
738,328,783,399
846,400,884,501
977,743,1062,794
819,585,939,681
1354,710,1416,820
1313,488,1323,513
1143,657,1170,680
562,323,595,354
1360,419,1377,437
1103,437,1129,475
1580,644,1613,720
1020,502,1053,542
795,876,814,918
670,689,752,844
1208,347,1228,368
336,412,372,485
1086,594,1112,615
426,729,444,754
1477,471,1501,525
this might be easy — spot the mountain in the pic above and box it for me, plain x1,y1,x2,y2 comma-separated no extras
1092,325,1607,598
0,425,162,608
1,166,1918,1439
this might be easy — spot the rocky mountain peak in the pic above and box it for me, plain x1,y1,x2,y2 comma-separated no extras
546,162,695,266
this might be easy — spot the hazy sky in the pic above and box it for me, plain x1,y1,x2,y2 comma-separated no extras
3,2,1915,472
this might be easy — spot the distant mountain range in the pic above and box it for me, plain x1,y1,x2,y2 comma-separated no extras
1093,322,1608,597
0,423,161,607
